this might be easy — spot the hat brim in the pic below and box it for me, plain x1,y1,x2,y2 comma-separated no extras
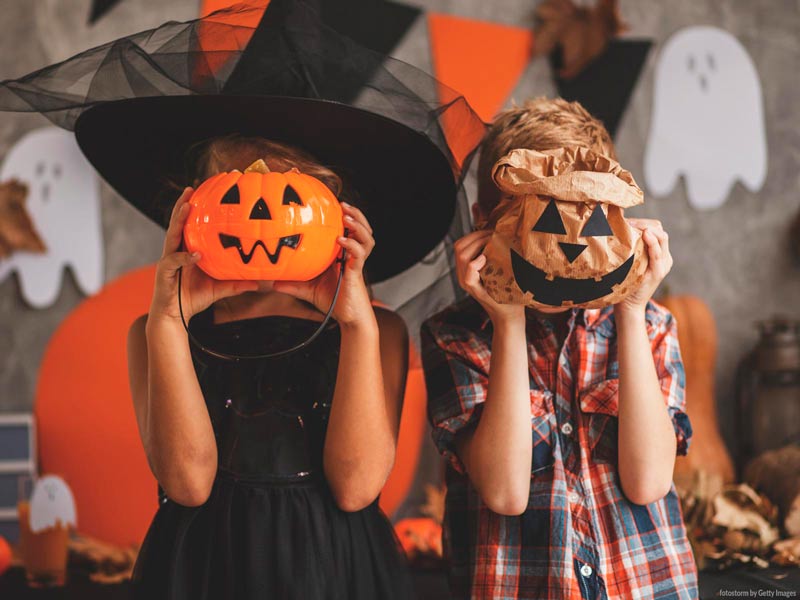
74,95,457,283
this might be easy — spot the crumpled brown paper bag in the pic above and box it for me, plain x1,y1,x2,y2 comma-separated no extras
480,146,647,310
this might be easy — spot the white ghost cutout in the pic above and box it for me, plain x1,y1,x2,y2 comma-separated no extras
0,127,104,308
29,475,77,533
644,26,767,210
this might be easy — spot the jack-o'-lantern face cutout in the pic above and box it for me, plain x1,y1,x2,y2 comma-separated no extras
184,160,343,281
481,147,648,309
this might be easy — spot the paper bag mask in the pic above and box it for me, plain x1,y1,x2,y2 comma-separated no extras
480,146,647,310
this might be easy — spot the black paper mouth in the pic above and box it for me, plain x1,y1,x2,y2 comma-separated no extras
510,249,635,306
219,233,302,265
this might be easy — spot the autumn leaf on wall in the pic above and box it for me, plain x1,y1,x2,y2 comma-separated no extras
532,0,627,79
0,179,46,259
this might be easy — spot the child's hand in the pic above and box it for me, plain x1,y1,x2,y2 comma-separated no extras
455,230,525,325
274,202,375,328
149,187,258,323
616,218,673,315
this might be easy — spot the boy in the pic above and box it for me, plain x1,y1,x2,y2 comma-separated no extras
422,98,697,599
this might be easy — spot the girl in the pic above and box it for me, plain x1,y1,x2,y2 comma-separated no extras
0,4,485,596
126,136,414,599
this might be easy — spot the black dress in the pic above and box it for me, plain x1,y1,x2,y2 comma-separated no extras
131,309,414,599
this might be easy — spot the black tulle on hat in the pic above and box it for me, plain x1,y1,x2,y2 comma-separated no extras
0,0,485,283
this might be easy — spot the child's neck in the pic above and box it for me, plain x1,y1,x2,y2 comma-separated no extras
213,290,322,324
527,307,570,324
527,307,571,344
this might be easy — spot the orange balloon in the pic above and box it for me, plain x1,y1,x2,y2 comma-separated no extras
184,168,343,281
378,349,428,518
35,265,158,546
0,535,11,576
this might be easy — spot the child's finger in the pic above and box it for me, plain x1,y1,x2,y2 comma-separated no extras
215,280,259,300
343,215,374,249
162,191,193,256
462,255,493,303
645,229,662,265
628,218,662,233
453,231,491,257
462,255,485,289
163,203,189,252
470,254,487,272
653,227,670,255
158,251,201,278
456,232,491,264
341,203,373,234
168,187,192,223
338,236,367,266
272,280,313,303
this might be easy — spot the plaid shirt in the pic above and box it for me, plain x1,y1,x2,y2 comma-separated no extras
422,298,698,600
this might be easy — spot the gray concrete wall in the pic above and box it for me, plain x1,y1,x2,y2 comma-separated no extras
1,0,798,486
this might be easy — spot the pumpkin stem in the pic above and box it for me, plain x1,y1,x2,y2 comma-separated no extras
245,159,271,174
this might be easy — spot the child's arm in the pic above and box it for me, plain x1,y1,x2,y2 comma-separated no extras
323,307,407,512
616,220,678,505
452,231,532,516
274,203,404,512
128,188,257,507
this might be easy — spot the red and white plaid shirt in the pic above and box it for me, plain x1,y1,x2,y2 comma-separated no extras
422,298,697,599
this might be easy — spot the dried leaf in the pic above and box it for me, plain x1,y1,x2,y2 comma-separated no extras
0,179,46,259
532,0,628,79
711,484,779,549
420,484,446,524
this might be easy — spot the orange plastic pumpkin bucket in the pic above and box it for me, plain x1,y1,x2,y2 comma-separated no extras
184,161,344,281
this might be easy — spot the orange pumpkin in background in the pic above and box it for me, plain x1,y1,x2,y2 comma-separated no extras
184,160,343,281
659,294,734,486
0,535,11,576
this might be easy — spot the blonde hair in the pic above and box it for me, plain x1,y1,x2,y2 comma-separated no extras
477,97,616,213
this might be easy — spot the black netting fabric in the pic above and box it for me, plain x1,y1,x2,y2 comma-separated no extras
0,0,483,179
0,0,485,325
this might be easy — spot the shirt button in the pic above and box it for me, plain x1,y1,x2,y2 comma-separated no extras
561,422,573,435
569,491,580,504
580,564,593,577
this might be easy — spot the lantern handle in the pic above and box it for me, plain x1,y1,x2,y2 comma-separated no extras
177,247,346,361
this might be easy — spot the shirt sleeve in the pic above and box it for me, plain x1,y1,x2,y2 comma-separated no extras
421,319,489,474
649,309,693,456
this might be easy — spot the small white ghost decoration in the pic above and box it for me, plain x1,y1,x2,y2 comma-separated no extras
29,475,77,533
0,127,104,308
644,26,767,210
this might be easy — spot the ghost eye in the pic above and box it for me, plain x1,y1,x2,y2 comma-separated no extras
282,185,303,206
687,55,695,72
707,53,715,71
580,204,613,237
532,199,566,235
36,162,45,176
221,184,240,204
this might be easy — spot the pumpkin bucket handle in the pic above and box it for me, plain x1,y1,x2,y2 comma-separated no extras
176,244,347,361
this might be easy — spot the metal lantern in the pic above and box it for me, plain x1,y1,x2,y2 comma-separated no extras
737,317,800,463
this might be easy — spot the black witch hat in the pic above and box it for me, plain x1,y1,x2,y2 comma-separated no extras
0,0,485,283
